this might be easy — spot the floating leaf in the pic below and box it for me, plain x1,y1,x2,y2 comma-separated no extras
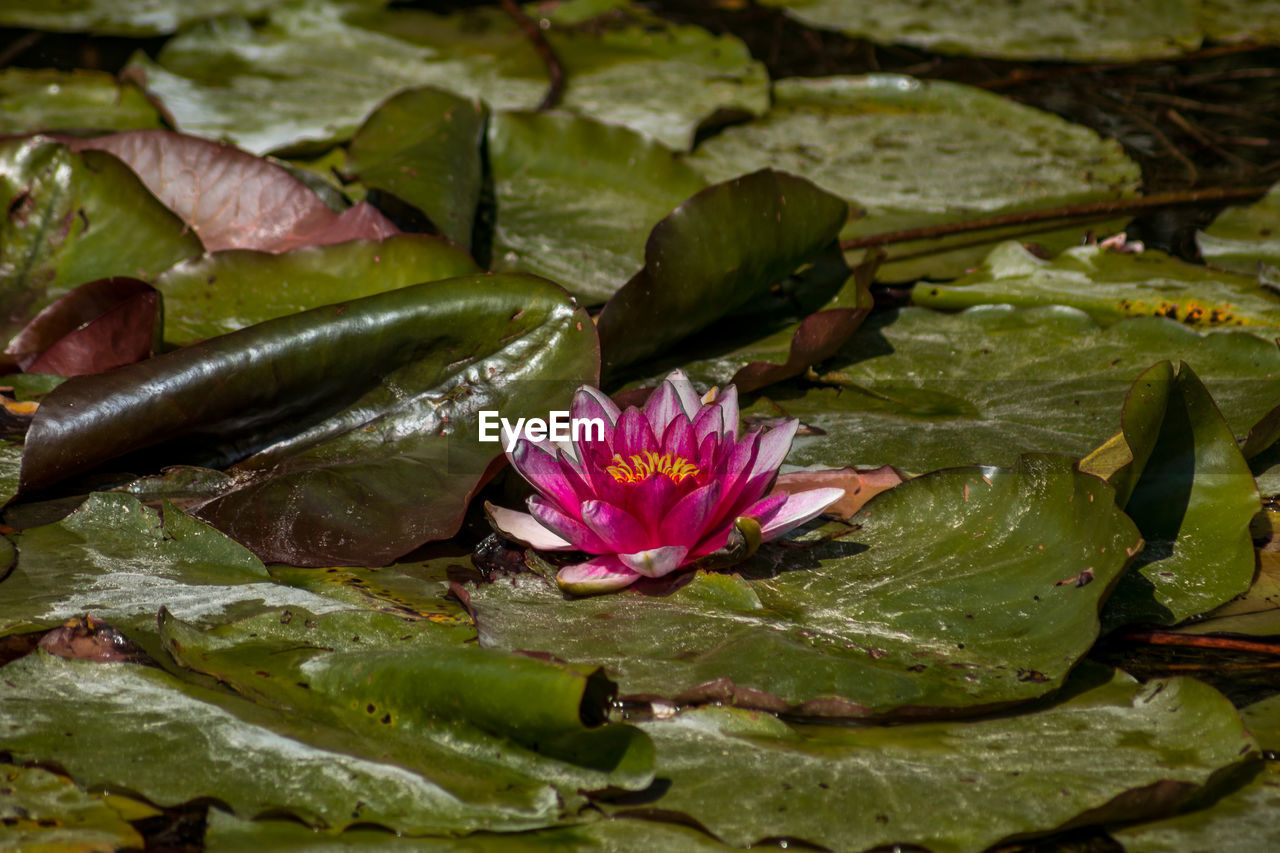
597,169,848,372
346,87,486,250
0,0,318,35
471,455,1140,718
0,763,144,852
487,111,707,304
914,242,1280,327
756,0,1201,61
1174,551,1280,636
127,0,767,154
69,130,399,252
0,68,161,135
1098,362,1259,627
688,75,1140,281
749,306,1280,473
153,235,479,346
0,137,203,345
616,669,1254,853
1198,180,1280,274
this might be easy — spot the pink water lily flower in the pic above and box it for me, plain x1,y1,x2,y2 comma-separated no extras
487,370,844,595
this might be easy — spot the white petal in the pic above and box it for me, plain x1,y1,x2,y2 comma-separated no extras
485,502,575,551
760,488,846,541
663,369,703,418
557,556,641,595
618,545,689,578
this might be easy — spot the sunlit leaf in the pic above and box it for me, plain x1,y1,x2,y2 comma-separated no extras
0,68,161,134
1198,180,1280,274
0,763,144,852
0,0,311,35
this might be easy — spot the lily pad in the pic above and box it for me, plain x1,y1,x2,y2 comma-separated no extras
487,111,707,305
0,763,144,852
1097,362,1259,628
0,136,203,346
0,0,323,35
744,306,1280,473
756,0,1201,61
153,234,479,346
346,87,486,250
687,75,1140,282
21,274,597,565
1198,180,1280,274
0,68,161,135
127,0,768,154
616,669,1255,853
597,169,849,372
470,454,1141,718
914,242,1280,328
0,653,604,834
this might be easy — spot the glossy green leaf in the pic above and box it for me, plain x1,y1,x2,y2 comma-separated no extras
0,440,20,507
914,242,1280,327
618,670,1255,853
688,75,1140,281
0,763,144,852
21,274,598,565
0,0,307,35
154,235,479,346
0,653,589,834
756,0,1201,61
597,169,848,372
1099,362,1260,627
488,111,707,305
1173,550,1280,637
346,87,486,250
471,455,1140,717
0,137,203,345
750,306,1280,473
1198,180,1280,274
0,68,161,134
127,0,767,154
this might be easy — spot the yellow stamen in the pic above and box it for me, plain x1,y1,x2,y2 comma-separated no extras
606,451,700,485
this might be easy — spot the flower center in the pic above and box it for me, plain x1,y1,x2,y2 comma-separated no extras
606,451,700,485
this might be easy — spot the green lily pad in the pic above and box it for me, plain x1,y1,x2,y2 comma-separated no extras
346,87,486,250
0,137,203,346
1097,362,1259,628
471,455,1140,718
1198,0,1280,43
0,653,599,834
127,0,767,154
154,235,479,346
1198,180,1280,274
0,763,144,852
0,0,307,35
0,440,20,506
487,111,707,305
756,0,1201,61
914,242,1280,327
0,68,161,135
617,669,1254,853
597,169,848,373
1173,551,1280,637
746,306,1280,473
1111,693,1280,853
687,75,1140,282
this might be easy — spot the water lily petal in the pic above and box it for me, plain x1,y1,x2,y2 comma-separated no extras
664,369,704,419
738,492,787,527
691,520,735,557
510,441,581,513
659,481,723,547
712,384,739,437
572,384,621,428
630,472,680,535
661,413,697,462
485,502,574,551
528,496,611,554
615,406,659,458
643,379,685,436
693,401,724,445
749,419,799,481
759,487,846,541
618,545,689,578
582,499,651,553
557,555,641,595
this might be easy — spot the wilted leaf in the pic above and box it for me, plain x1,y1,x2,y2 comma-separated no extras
597,169,848,373
487,111,707,304
616,669,1254,853
346,86,486,250
1098,362,1259,628
688,75,1140,281
0,68,161,135
0,763,144,852
5,277,160,376
914,242,1280,327
773,465,905,519
38,614,149,662
0,136,203,345
153,234,479,345
471,455,1140,718
1198,180,1280,274
756,0,1201,60
69,130,399,251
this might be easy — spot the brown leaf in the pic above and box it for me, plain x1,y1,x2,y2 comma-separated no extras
67,130,399,252
37,615,149,663
772,465,906,520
